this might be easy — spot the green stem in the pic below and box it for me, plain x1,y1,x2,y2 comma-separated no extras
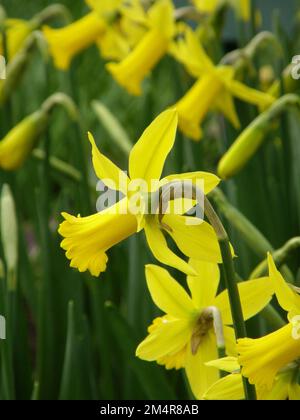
204,196,257,400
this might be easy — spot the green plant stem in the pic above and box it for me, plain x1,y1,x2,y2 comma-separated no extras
204,196,257,400
250,237,300,279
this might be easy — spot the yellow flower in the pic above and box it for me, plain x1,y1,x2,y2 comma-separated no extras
238,254,300,390
59,109,222,277
107,0,176,95
0,19,34,60
0,110,49,170
136,261,274,399
171,27,275,141
43,11,106,70
203,357,300,400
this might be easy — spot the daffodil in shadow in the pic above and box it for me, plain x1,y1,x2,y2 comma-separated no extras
203,356,300,400
238,254,300,392
170,26,275,140
136,261,274,399
107,0,177,95
58,109,222,277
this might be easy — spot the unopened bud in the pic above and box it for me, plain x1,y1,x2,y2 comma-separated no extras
0,109,49,170
0,184,18,290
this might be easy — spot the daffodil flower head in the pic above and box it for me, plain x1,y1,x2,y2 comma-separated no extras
136,261,274,399
58,109,224,277
238,254,300,391
171,27,275,141
203,357,300,400
106,0,176,95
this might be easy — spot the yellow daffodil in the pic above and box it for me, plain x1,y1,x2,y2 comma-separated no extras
0,19,35,60
238,254,300,391
136,261,274,399
59,109,223,277
171,27,275,140
203,357,300,400
43,0,125,70
107,0,176,95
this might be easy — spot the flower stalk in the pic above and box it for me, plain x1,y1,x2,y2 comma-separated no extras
203,196,257,400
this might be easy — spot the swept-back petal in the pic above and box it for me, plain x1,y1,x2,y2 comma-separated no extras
268,253,300,318
145,264,196,318
88,132,129,194
129,109,178,185
144,216,197,276
203,373,244,400
187,260,220,309
227,79,275,107
205,356,240,373
162,171,220,195
58,198,136,276
214,277,274,324
163,214,222,263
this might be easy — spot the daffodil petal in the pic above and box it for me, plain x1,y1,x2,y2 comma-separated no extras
162,171,220,195
144,217,197,276
205,356,240,373
214,89,241,129
215,277,274,324
88,132,129,194
145,264,196,318
268,253,300,318
136,318,191,361
185,331,219,399
129,109,178,185
202,373,244,400
228,79,275,107
163,214,222,263
187,260,220,309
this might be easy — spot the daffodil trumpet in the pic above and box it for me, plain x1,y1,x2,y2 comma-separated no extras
218,94,300,179
136,261,274,399
238,254,300,391
171,26,275,141
59,109,223,277
202,357,300,400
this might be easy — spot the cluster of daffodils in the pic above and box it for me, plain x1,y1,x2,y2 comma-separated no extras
1,0,299,402
58,109,299,400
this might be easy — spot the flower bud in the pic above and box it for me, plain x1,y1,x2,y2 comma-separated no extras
0,109,49,170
